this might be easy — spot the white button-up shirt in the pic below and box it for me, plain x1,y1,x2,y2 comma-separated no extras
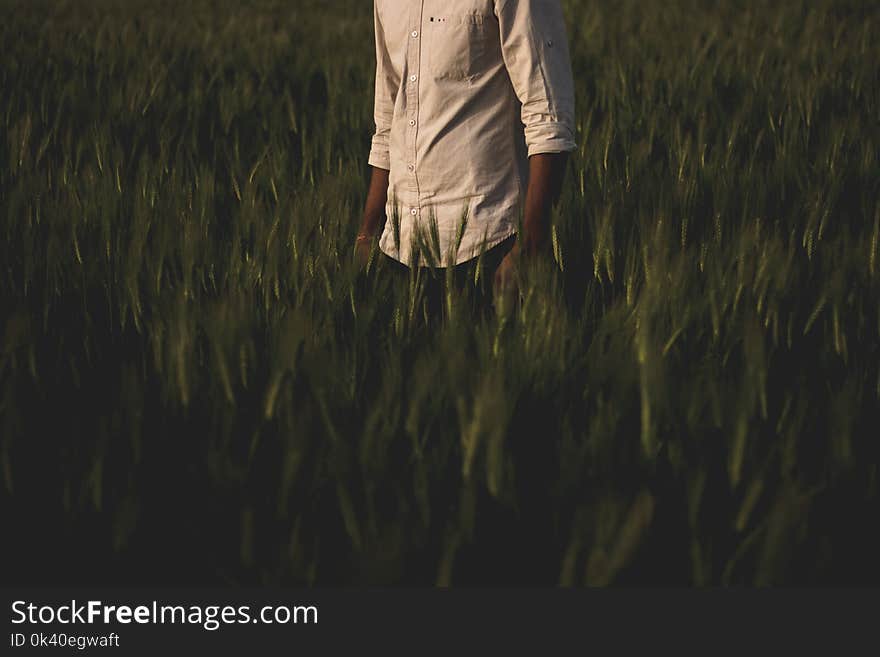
368,0,577,267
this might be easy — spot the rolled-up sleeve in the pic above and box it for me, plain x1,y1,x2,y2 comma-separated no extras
368,2,397,170
494,0,577,157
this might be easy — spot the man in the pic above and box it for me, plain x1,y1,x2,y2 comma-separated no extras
356,0,576,313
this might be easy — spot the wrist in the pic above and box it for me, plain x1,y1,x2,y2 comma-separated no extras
516,228,550,257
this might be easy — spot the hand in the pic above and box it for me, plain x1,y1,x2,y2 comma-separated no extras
355,232,376,271
493,241,521,315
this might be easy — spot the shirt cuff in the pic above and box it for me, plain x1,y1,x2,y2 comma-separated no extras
368,130,391,171
368,150,391,170
525,121,577,157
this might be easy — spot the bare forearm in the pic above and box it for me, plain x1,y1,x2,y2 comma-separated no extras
359,166,390,237
518,152,568,256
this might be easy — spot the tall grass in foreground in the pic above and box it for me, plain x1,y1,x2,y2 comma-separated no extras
1,0,878,585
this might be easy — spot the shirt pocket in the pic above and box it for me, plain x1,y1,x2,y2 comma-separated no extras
425,12,491,81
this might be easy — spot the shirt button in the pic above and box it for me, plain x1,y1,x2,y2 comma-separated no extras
409,74,417,82
407,164,414,171
408,119,416,126
410,208,418,215
411,30,419,38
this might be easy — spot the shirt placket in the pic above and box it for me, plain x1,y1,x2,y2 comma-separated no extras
405,1,424,225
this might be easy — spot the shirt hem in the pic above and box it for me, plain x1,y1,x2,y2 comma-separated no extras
379,225,518,268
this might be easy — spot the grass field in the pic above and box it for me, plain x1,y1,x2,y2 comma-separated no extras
1,0,878,586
